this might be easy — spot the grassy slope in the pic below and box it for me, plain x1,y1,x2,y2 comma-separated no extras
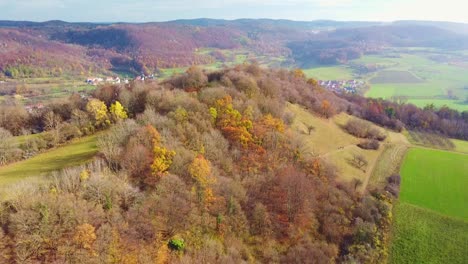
0,135,98,185
400,147,468,220
288,103,359,155
369,143,409,187
390,202,468,264
287,103,406,184
452,138,468,153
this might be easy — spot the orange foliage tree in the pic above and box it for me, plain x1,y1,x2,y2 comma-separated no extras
320,99,334,118
73,223,97,251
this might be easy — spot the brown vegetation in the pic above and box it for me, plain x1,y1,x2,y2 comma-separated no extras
0,64,398,263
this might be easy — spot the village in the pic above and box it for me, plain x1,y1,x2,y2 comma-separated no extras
85,74,158,86
318,79,366,94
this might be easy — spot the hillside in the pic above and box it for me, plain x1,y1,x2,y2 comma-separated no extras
1,19,468,78
0,65,403,263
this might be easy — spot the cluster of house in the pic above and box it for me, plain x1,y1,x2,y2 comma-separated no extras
86,76,130,85
318,80,364,94
86,74,158,85
135,74,157,81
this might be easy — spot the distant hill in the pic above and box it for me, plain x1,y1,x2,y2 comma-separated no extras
0,19,467,77
392,20,468,35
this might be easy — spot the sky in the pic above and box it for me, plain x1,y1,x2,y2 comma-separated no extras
0,0,467,23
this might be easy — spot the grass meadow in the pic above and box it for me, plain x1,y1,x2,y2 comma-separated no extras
0,135,98,185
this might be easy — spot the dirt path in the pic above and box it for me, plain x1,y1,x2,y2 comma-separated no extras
318,144,355,158
359,149,381,193
360,143,409,193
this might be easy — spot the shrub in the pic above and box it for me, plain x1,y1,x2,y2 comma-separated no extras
168,238,185,251
357,140,380,150
59,124,83,142
385,174,401,197
344,119,386,141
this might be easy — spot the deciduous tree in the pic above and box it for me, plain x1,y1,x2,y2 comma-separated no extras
86,99,110,128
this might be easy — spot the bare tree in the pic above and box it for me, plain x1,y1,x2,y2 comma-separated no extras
349,154,368,171
306,124,315,135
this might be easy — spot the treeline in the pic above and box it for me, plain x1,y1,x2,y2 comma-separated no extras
342,95,468,140
0,94,128,165
0,65,398,263
288,40,365,65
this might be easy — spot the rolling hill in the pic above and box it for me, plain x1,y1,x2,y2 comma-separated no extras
1,19,468,78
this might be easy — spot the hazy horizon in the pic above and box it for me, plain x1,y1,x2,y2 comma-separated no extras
0,0,467,24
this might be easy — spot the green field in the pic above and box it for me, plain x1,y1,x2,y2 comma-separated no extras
400,147,467,219
390,202,468,264
0,135,98,185
359,51,468,111
390,146,468,263
370,70,423,83
303,65,354,80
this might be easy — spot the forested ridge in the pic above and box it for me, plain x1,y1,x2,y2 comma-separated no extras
0,65,405,263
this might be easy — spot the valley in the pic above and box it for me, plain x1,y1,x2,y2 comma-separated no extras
0,17,466,263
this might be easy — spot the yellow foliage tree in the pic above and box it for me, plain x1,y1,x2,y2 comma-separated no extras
189,155,215,207
292,68,306,79
214,96,254,148
261,114,285,133
86,99,110,127
150,126,176,178
109,101,128,121
307,78,319,87
151,145,176,176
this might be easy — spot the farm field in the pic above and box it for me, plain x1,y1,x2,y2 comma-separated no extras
400,147,467,219
370,70,423,83
0,77,95,105
0,135,98,185
359,51,468,111
389,202,468,264
390,146,468,264
302,65,354,80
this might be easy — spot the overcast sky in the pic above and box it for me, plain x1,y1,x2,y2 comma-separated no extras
0,0,467,23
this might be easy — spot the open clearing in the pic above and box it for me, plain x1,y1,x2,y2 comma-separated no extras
370,70,423,84
400,147,467,220
389,202,468,264
287,103,407,187
0,135,98,185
